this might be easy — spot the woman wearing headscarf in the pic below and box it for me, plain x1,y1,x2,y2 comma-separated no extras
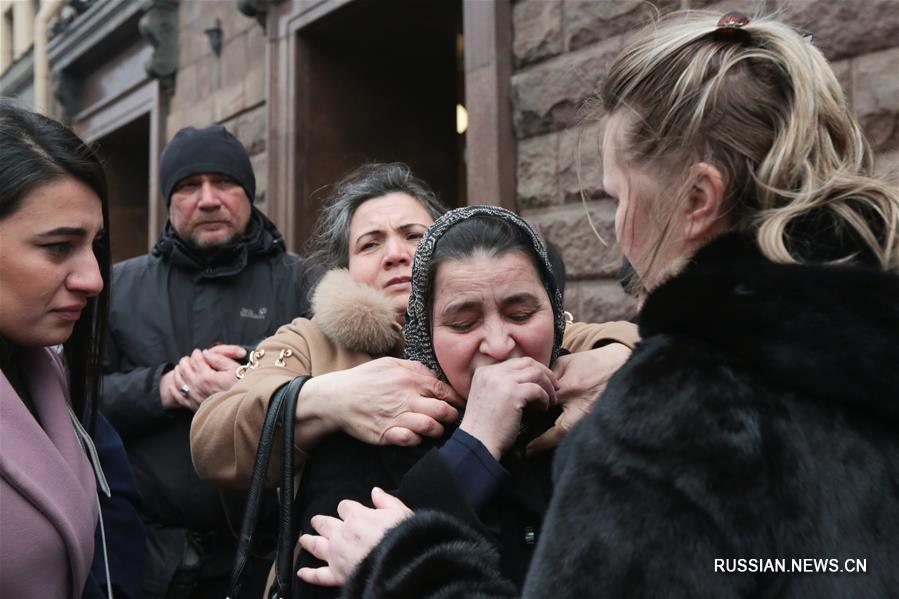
190,164,638,596
305,10,899,599
294,205,578,597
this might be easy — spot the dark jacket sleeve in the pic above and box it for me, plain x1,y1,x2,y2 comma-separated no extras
436,429,510,512
101,330,174,440
395,448,492,536
342,510,516,599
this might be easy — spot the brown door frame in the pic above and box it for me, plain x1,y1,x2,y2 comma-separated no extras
461,0,516,210
265,0,515,251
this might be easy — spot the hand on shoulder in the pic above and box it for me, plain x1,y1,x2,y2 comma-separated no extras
296,357,463,448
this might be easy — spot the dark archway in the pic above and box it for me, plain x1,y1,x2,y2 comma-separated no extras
292,0,465,245
94,114,151,262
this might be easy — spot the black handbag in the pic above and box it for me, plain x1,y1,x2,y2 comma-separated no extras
227,375,311,599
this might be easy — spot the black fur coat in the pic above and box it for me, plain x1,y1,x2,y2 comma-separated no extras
345,235,899,598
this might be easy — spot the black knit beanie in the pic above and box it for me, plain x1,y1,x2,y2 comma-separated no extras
159,124,256,205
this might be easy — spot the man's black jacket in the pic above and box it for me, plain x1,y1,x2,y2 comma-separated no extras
101,208,315,594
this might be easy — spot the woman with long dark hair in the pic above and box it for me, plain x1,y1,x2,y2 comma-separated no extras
0,100,112,598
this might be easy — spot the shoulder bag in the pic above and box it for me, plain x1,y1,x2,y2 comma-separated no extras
227,375,311,599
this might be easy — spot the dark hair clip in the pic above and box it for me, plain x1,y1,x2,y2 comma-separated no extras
714,11,751,42
717,11,750,31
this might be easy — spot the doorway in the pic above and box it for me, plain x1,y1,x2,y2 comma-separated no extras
94,114,151,263
292,0,465,244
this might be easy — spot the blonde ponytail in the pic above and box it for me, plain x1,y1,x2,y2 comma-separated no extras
599,10,899,271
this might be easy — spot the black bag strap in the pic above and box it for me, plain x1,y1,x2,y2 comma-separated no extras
227,375,310,599
272,374,303,598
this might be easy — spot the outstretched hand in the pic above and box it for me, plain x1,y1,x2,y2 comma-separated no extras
297,487,413,587
528,343,631,455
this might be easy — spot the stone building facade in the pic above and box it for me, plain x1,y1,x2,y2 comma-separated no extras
166,0,269,204
1,0,896,322
1,0,40,74
511,0,899,323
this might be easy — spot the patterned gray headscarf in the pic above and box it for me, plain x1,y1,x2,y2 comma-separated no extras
403,205,566,381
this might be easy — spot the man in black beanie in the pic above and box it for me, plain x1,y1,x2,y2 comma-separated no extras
101,124,315,599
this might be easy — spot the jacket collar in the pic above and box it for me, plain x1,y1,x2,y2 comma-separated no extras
152,207,285,279
640,233,899,423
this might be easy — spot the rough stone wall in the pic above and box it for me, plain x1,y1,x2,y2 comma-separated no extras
511,0,899,324
165,1,269,205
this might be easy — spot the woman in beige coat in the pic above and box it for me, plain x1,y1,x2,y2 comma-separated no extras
190,163,638,489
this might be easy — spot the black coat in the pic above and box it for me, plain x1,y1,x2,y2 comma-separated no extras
346,235,899,598
83,413,145,599
294,407,562,599
101,209,315,596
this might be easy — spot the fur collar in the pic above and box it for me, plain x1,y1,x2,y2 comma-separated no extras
311,269,402,355
640,234,899,422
